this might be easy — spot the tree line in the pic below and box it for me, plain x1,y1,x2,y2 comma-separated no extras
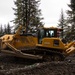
0,0,75,42
0,23,11,36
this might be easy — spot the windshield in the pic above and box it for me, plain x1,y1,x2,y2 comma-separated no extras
46,30,54,37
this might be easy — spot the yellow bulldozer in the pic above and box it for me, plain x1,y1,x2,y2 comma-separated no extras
0,25,75,61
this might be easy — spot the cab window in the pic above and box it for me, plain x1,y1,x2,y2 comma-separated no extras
46,30,54,37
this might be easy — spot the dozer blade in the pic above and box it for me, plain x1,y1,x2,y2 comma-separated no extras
1,43,42,60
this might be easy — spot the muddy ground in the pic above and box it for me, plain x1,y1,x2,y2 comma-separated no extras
0,53,75,75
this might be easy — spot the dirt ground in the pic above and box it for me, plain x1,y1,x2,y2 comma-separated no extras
0,53,75,75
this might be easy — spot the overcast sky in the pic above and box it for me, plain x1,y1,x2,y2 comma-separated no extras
0,0,70,27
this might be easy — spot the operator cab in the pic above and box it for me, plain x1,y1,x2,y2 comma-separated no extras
38,27,63,44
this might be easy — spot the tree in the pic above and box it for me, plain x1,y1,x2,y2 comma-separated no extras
0,25,3,36
13,0,44,32
4,25,7,34
58,9,67,38
66,0,75,40
6,23,11,34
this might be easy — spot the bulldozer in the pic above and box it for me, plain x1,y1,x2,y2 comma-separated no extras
0,25,75,61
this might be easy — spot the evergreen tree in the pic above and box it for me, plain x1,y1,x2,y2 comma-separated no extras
0,25,3,36
6,23,11,34
13,0,43,32
4,25,7,34
58,9,67,38
66,0,75,40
